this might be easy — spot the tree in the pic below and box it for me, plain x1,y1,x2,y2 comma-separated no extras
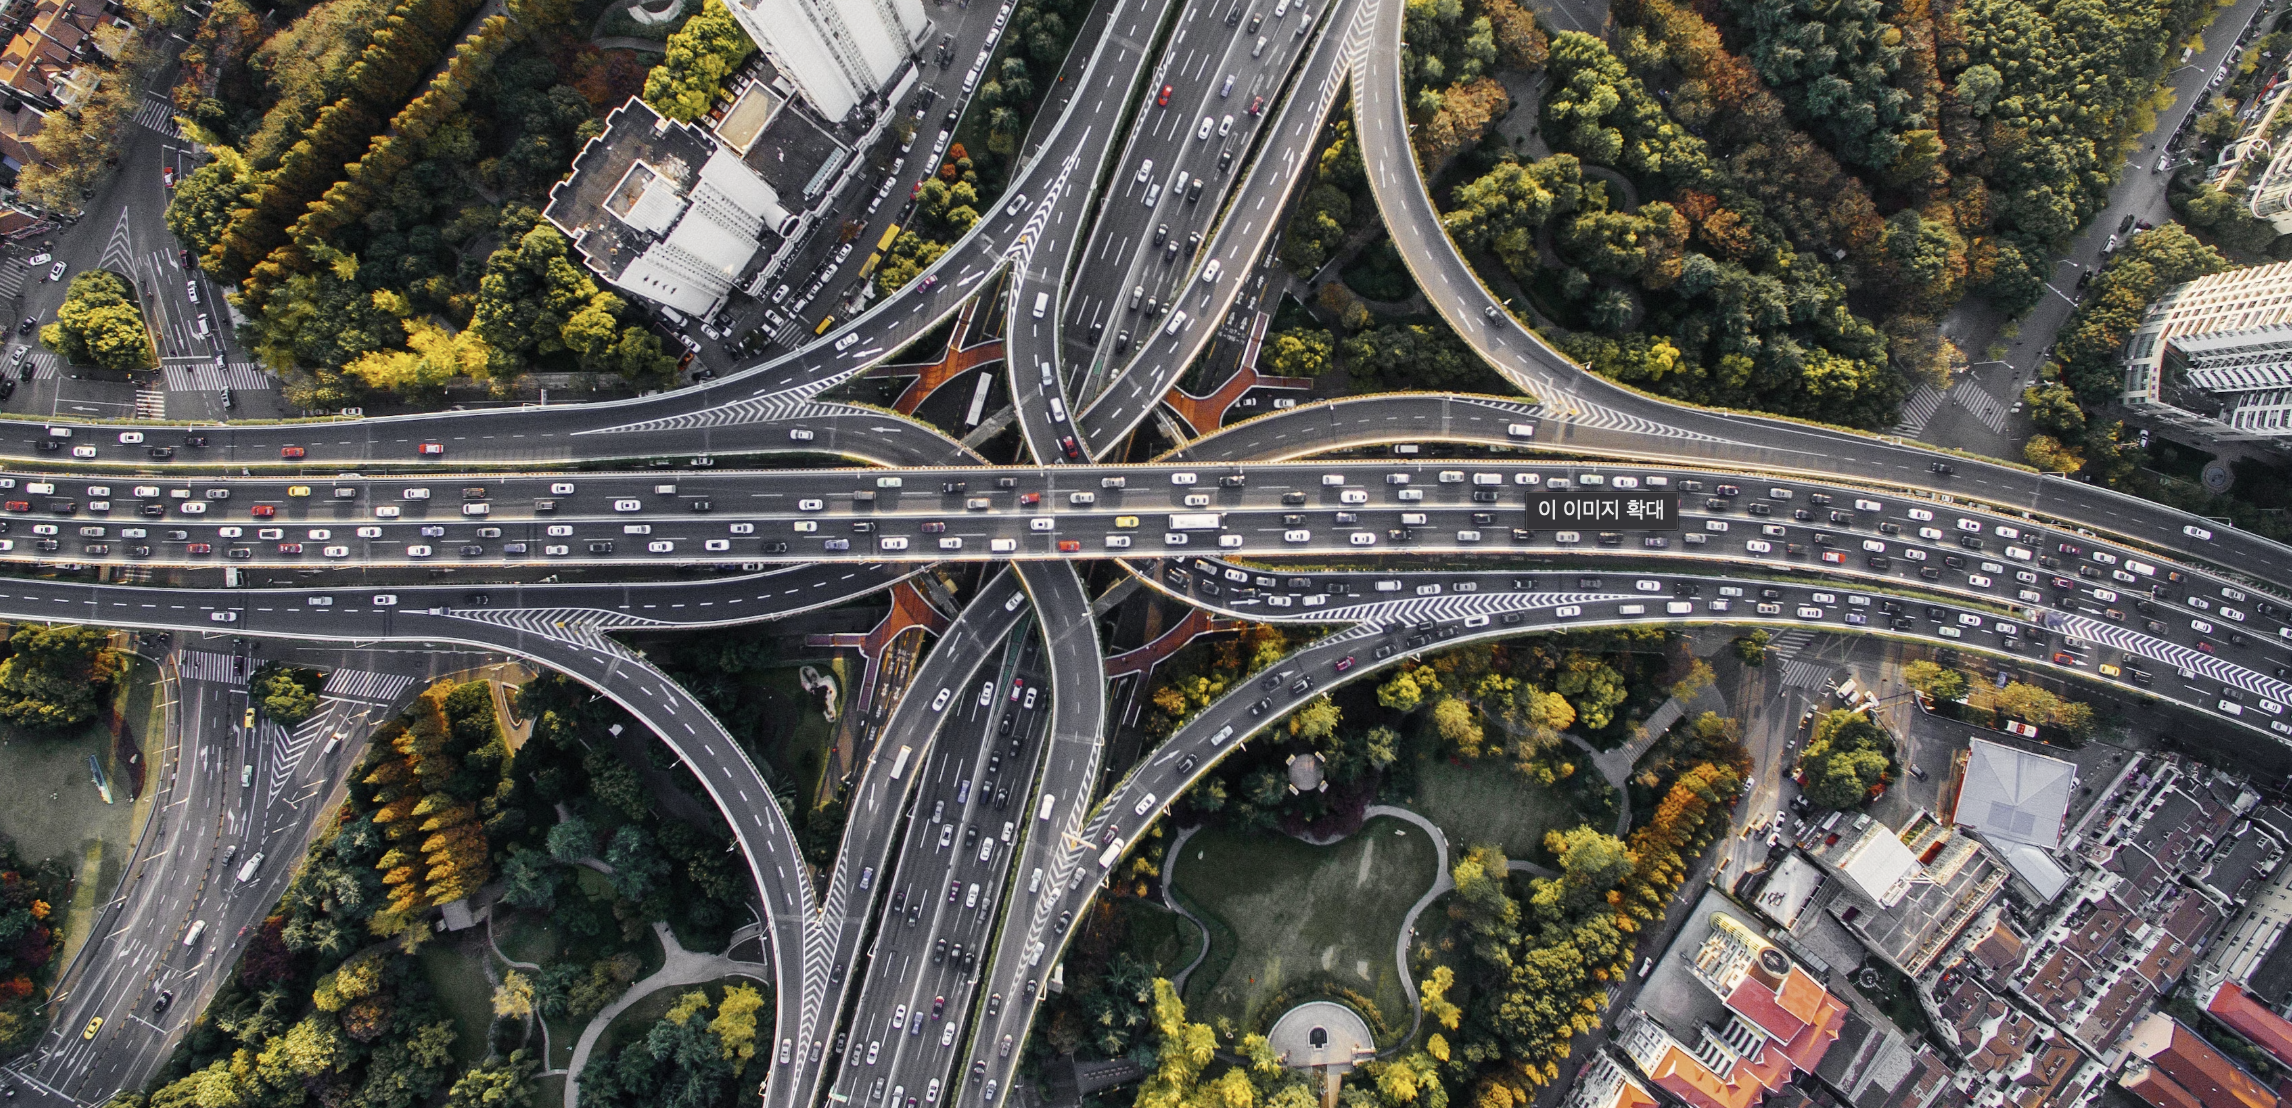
1553,653,1626,731
251,663,325,725
1733,630,1770,666
1287,696,1341,741
2024,434,2084,473
42,271,153,371
1433,697,1484,753
709,984,766,1073
1263,328,1335,376
1529,826,1634,921
1378,665,1441,711
444,1052,536,1108
642,0,757,121
604,824,668,901
546,816,595,863
1901,660,1967,703
1419,964,1461,1029
1796,709,1892,809
492,970,534,1019
0,623,121,730
1991,681,2097,739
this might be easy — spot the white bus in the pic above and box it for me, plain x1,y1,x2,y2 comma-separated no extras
887,745,914,780
1097,837,1124,868
1166,513,1223,531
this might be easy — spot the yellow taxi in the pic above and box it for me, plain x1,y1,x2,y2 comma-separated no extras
243,708,255,729
82,1016,101,1039
286,485,311,497
2099,663,2122,678
1113,516,1139,529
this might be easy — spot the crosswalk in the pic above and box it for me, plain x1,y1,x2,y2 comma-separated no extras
134,389,165,419
320,668,417,704
176,650,244,686
132,96,179,138
1895,386,1944,436
161,363,273,391
1955,383,2011,434
1,350,61,381
1776,656,1832,691
0,258,32,303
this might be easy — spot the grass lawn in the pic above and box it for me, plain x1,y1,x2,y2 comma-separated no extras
1,652,162,970
1401,754,1594,860
419,942,499,1067
1169,816,1437,1035
747,663,841,806
1116,898,1199,977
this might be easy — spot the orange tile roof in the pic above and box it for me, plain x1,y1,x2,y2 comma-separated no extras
1775,967,1826,1025
2123,1065,2206,1108
2208,985,2292,1073
1726,978,1807,1043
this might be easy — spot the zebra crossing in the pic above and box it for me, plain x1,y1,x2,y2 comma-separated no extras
1895,386,1945,436
320,668,417,705
1955,383,2011,434
134,389,165,419
2,350,60,381
176,650,245,686
161,362,274,391
0,258,31,302
1775,655,1833,691
132,96,179,138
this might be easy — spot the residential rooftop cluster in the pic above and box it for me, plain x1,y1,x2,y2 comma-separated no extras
1569,744,2292,1108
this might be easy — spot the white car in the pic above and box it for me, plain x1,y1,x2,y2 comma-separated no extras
647,541,674,553
1956,519,1982,532
1200,260,1222,285
2184,524,2214,540
1170,472,1197,485
1196,116,1214,139
790,429,815,442
835,333,860,351
1745,540,1773,553
550,482,575,495
1339,489,1366,504
799,499,824,511
373,505,400,518
180,501,208,515
613,499,641,512
730,523,755,535
940,537,964,550
406,545,432,557
793,520,818,533
117,432,142,444
1349,531,1376,546
209,610,237,623
323,545,348,557
1135,159,1154,184
1555,605,1582,618
357,526,384,538
704,539,730,552
1104,535,1131,549
1284,529,1310,543
70,446,95,458
1906,508,1934,521
402,488,430,500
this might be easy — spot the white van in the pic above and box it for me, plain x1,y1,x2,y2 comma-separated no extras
183,919,207,947
1032,292,1050,318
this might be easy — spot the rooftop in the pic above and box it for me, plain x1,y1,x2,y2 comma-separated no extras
1954,738,2077,848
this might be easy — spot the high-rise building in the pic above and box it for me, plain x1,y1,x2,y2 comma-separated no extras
723,0,927,122
2121,260,2292,440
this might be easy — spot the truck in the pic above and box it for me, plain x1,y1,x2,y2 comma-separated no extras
1166,513,1223,532
1097,837,1124,868
236,853,264,883
887,745,913,780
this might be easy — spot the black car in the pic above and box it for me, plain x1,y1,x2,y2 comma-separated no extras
153,990,173,1014
185,434,208,447
14,317,30,335
147,446,173,458
933,939,947,963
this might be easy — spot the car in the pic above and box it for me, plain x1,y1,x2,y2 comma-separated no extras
46,262,64,282
790,429,815,441
1248,95,1265,114
70,445,94,458
2184,524,2214,540
1157,84,1173,106
117,431,142,444
1197,115,1215,140
82,1017,100,1040
418,442,444,456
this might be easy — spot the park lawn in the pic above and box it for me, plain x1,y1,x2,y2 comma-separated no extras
1401,754,1595,861
1170,816,1437,1035
746,663,842,805
419,942,499,1067
1116,898,1199,977
1,651,162,971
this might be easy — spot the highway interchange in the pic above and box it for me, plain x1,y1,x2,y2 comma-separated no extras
3,0,2290,1101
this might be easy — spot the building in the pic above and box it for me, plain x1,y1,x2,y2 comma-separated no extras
2205,982,2292,1072
1559,1051,1657,1108
0,0,132,168
2120,260,2292,440
721,0,927,122
545,97,801,318
2120,1013,2278,1108
1614,906,1848,1108
1952,738,2077,850
1799,812,2007,977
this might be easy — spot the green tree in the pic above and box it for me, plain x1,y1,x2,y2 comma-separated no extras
0,623,120,730
444,1052,537,1108
42,270,153,371
641,0,757,121
1263,328,1336,376
1796,709,1893,809
1733,629,1770,666
1901,660,1968,703
251,663,325,725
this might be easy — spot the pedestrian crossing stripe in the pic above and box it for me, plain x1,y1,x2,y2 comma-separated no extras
321,669,417,704
177,650,244,686
161,364,274,391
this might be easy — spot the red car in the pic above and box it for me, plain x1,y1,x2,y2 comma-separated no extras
1010,679,1024,702
162,166,175,187
1157,84,1173,106
277,542,302,554
1334,656,1356,673
186,543,212,554
1019,492,1041,506
1057,539,1081,553
279,446,305,459
250,505,275,517
2,501,25,513
1059,435,1081,460
1248,95,1264,115
418,442,444,456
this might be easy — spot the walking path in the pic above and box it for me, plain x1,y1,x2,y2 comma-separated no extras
563,921,771,1106
1161,825,1212,994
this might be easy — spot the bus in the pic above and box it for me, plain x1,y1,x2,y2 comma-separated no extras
1097,837,1124,868
887,745,913,780
1166,513,1223,531
815,315,836,336
877,224,902,252
858,252,883,279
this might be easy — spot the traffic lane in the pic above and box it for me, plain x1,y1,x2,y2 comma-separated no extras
1073,0,1353,444
793,571,1031,1108
849,644,1049,1102
1068,0,1316,386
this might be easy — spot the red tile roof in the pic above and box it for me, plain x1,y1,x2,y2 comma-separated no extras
2123,1064,2207,1108
2209,984,2292,1072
